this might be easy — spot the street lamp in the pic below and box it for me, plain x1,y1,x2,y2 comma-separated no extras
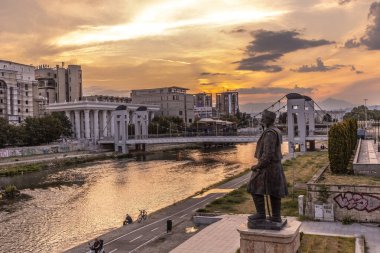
364,98,368,129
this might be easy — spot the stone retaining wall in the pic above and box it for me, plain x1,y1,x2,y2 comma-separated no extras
0,141,95,158
305,166,380,223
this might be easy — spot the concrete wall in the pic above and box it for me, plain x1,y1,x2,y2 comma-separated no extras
0,142,93,158
306,166,380,222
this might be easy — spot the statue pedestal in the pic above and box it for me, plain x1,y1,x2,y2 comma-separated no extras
237,218,301,253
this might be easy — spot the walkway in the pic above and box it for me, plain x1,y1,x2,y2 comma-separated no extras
170,215,380,253
357,140,380,164
65,173,251,253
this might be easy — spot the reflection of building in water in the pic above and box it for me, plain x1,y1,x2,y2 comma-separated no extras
0,60,36,123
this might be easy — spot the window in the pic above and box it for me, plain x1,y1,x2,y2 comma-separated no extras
26,101,28,104
0,90,2,94
17,100,20,104
26,92,28,96
0,109,2,113
189,119,192,123
25,84,28,90
1,72,3,76
179,111,183,116
0,99,2,103
292,105,298,110
26,109,29,113
54,74,57,78
18,108,21,113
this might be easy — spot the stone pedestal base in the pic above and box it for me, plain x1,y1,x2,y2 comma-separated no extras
237,218,301,253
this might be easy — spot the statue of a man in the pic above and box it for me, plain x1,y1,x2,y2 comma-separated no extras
247,110,288,226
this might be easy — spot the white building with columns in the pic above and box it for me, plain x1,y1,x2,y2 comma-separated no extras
46,101,159,143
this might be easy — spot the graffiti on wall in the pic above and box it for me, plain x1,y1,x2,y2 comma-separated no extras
334,192,380,212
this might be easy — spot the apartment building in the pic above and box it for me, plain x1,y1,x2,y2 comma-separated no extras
0,60,36,123
131,86,194,124
35,63,82,104
216,91,239,116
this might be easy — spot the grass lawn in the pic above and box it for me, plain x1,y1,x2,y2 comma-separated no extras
299,234,355,253
236,234,355,253
319,166,380,185
198,152,329,215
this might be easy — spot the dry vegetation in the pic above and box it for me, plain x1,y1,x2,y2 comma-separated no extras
198,152,330,216
319,167,380,185
299,234,355,253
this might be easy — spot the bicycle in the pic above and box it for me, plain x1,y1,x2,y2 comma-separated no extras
137,209,148,223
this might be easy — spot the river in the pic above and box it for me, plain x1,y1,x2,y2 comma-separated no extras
0,143,288,252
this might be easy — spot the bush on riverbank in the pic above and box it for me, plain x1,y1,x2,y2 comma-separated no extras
1,185,20,199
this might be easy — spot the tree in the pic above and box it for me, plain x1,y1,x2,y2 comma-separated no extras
51,112,73,138
0,118,9,148
323,113,332,122
278,112,287,124
149,116,184,134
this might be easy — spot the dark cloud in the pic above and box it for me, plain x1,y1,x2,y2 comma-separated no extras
200,82,218,86
231,28,247,33
292,58,344,72
293,58,364,74
200,72,227,76
350,65,364,74
234,53,283,72
344,38,361,48
338,0,355,5
246,30,334,55
235,30,334,73
345,2,380,50
238,85,313,95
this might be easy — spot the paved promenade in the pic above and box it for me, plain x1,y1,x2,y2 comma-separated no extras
65,173,251,253
171,215,380,253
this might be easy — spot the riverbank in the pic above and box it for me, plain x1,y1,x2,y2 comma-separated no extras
0,151,134,177
0,143,206,177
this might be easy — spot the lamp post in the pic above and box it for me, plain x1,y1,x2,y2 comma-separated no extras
364,98,368,129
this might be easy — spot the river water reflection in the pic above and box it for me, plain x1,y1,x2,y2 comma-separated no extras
0,143,287,252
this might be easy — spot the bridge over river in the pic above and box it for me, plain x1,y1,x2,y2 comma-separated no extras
99,135,328,146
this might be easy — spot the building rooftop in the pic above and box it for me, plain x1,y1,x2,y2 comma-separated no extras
0,60,35,68
131,86,189,92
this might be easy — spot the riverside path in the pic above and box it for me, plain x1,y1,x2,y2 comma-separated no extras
65,172,251,253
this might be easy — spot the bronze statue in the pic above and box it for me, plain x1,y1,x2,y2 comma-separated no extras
247,110,288,229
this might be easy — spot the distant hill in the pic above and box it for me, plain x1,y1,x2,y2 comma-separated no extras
318,98,355,111
239,97,355,113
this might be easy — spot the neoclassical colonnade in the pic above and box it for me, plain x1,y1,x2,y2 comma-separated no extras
46,101,159,143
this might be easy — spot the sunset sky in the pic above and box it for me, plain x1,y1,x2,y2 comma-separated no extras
1,0,380,106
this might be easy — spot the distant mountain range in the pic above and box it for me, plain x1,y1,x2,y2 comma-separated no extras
240,98,356,113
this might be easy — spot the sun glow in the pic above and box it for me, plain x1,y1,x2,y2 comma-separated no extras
54,1,286,46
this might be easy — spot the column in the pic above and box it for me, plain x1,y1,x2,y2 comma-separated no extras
84,109,90,139
74,110,81,139
110,111,115,137
94,110,99,141
102,110,108,137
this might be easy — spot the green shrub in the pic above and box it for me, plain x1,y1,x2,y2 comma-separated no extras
328,119,357,174
3,184,20,199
